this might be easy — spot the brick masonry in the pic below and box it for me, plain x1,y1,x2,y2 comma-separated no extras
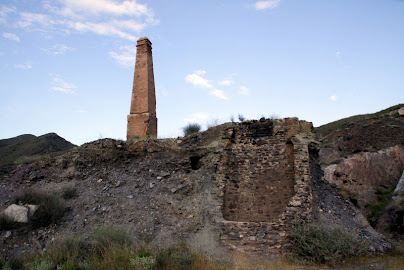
127,37,157,140
216,118,316,256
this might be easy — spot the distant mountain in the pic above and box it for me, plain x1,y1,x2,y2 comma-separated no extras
0,133,76,175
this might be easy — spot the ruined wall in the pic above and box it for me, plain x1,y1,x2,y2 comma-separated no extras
217,118,316,255
223,121,296,221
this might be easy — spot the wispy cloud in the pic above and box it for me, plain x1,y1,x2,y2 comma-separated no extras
17,12,52,28
14,62,32,69
0,6,16,24
218,73,237,86
254,0,281,10
218,79,233,86
58,0,154,17
74,109,87,113
336,50,342,59
185,70,228,100
2,32,20,42
51,76,77,94
185,70,212,89
184,112,209,124
239,86,250,96
43,44,73,55
109,45,137,67
329,95,338,101
65,21,138,40
14,0,157,41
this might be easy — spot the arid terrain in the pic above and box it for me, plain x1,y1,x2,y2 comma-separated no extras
0,104,403,269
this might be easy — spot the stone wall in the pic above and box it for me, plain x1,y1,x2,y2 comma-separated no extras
217,118,316,255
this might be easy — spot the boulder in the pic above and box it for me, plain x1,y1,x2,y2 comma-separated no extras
3,204,29,223
2,204,39,223
323,145,404,210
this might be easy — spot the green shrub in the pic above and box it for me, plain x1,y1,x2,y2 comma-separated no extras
91,225,133,252
0,214,17,231
238,114,245,122
131,255,157,270
366,187,394,227
26,260,55,270
62,184,77,199
290,223,367,265
183,123,201,136
153,244,195,269
14,151,67,166
43,235,91,266
12,189,66,228
172,251,193,267
0,257,24,270
94,245,135,270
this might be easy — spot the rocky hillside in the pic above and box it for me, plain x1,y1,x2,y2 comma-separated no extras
0,118,388,260
317,104,404,160
317,104,404,235
0,133,76,176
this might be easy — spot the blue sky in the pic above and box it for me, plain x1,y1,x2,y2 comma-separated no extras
1,0,403,145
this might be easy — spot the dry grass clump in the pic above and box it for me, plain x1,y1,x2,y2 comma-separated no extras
183,123,201,136
290,222,368,265
61,183,77,199
12,189,66,228
4,223,404,269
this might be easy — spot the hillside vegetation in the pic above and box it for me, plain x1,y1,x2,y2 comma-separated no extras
316,104,403,138
316,104,404,156
0,133,76,175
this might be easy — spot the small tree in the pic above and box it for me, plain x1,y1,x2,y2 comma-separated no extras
238,114,245,122
183,123,201,136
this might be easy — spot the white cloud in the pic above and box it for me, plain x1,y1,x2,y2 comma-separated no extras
109,45,137,67
195,70,206,76
17,12,52,28
218,79,233,86
44,44,73,55
210,89,228,100
111,19,146,32
51,76,77,94
336,50,342,59
15,1,157,41
14,62,32,69
60,0,153,17
2,32,20,42
184,112,209,124
239,86,250,96
330,95,338,101
0,6,16,24
185,70,229,100
74,109,87,113
66,21,137,40
254,0,281,10
185,71,213,89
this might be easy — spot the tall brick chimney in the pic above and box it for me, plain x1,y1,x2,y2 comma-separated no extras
127,37,157,140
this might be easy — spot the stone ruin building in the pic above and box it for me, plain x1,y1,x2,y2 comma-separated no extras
122,37,385,256
0,38,390,260
127,37,157,140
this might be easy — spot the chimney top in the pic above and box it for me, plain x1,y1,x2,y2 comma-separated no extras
137,36,151,46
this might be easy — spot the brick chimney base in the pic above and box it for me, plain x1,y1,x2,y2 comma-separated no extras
127,113,157,140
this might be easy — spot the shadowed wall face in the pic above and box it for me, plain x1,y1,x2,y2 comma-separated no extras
127,37,157,140
223,123,296,222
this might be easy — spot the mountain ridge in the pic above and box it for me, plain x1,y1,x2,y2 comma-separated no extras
0,133,76,175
